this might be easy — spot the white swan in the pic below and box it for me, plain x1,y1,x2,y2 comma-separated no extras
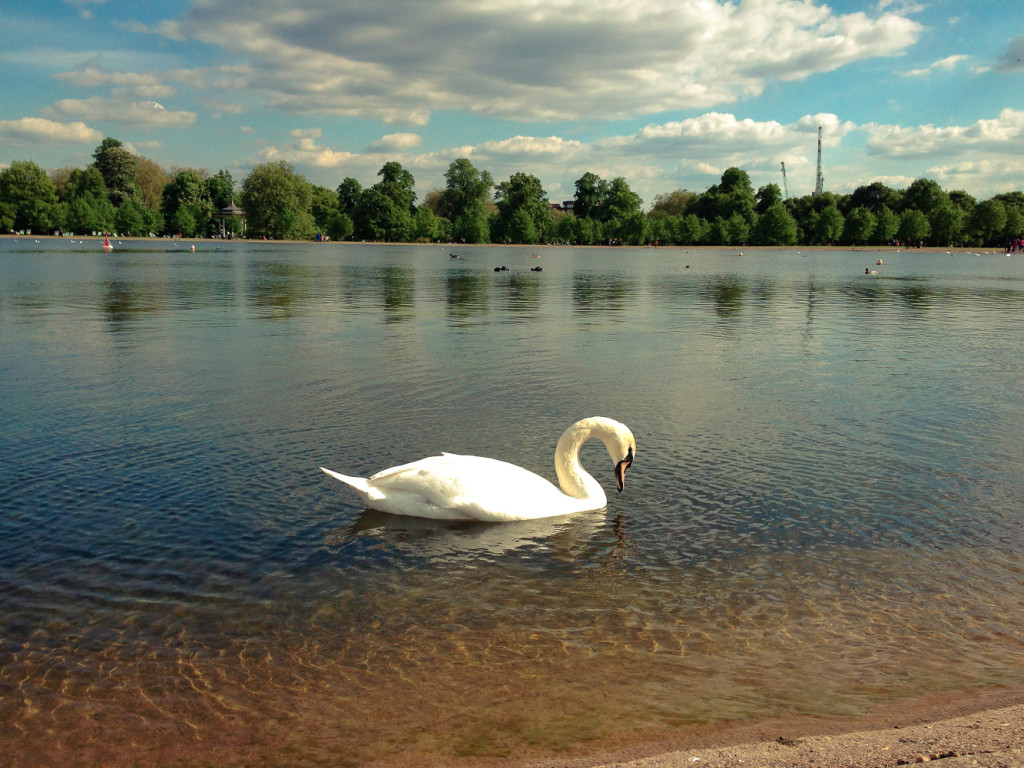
320,417,636,522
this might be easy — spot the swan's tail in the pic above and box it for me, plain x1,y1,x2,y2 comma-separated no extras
320,466,372,495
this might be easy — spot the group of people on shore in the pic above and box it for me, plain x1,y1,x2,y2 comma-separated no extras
1006,236,1024,253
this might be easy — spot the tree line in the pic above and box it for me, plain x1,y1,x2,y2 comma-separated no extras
2,136,1022,248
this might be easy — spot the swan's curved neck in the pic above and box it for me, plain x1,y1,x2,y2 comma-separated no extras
554,419,608,501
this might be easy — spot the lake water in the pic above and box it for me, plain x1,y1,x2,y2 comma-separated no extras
2,238,1023,766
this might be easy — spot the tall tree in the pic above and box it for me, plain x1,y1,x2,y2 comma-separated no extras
135,156,169,212
241,161,316,240
493,172,551,244
872,205,899,245
603,177,643,221
336,177,363,216
928,200,965,246
63,167,114,234
902,178,948,216
162,170,213,237
755,183,783,215
650,189,695,217
92,137,138,206
573,172,608,220
814,204,844,245
971,198,1007,245
897,208,930,245
847,182,901,213
309,185,339,232
753,202,798,245
352,162,417,241
0,160,59,233
843,207,876,246
439,158,493,243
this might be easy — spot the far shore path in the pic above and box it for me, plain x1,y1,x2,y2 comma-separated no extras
4,233,1012,256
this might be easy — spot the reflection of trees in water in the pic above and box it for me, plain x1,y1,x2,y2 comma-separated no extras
102,280,159,329
500,272,541,316
378,266,414,317
571,273,635,314
701,275,748,317
444,269,489,319
246,261,314,318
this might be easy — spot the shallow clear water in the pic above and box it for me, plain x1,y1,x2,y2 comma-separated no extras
2,238,1023,765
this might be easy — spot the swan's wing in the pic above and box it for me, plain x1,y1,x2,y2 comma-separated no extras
367,453,570,521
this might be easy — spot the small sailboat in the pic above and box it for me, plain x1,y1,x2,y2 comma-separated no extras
101,236,114,252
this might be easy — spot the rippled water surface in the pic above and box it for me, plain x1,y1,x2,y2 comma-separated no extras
2,239,1023,766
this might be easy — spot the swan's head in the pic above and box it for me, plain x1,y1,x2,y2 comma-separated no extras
590,417,636,493
556,417,637,500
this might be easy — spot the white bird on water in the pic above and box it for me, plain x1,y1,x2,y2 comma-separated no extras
320,416,636,522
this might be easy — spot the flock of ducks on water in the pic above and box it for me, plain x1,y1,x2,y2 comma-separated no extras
450,251,544,271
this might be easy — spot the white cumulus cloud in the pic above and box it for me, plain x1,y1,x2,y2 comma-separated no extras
137,0,922,123
0,117,102,145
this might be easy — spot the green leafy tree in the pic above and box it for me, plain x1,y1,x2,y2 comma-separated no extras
354,187,411,242
573,172,608,220
606,210,650,245
413,206,445,242
726,211,752,245
902,178,948,216
928,200,965,246
325,211,354,241
604,177,643,221
708,216,731,245
241,161,316,240
162,170,213,236
848,182,901,214
507,208,537,244
755,183,783,215
114,199,149,236
135,156,168,214
439,158,493,242
650,189,695,217
814,204,844,245
897,208,930,245
971,198,1007,245
0,160,59,233
92,137,139,207
352,162,417,241
573,214,602,245
310,185,340,233
205,171,235,211
694,168,757,233
336,178,363,216
553,211,578,244
493,172,551,244
63,167,114,234
677,213,710,245
995,192,1024,241
377,161,416,212
873,205,899,245
753,202,798,245
843,207,876,245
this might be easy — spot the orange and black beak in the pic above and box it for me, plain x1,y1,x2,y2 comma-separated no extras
614,446,634,492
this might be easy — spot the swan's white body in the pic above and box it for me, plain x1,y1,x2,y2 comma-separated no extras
320,417,636,522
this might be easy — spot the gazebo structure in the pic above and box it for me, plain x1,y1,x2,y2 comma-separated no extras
213,200,246,238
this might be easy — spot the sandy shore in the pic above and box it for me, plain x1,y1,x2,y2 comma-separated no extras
520,692,1024,768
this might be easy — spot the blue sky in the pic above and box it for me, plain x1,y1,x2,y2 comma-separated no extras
2,0,1023,207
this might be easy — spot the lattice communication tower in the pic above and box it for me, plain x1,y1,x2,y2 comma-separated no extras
813,126,824,196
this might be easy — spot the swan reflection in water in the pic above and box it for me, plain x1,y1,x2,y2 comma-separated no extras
326,508,631,563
